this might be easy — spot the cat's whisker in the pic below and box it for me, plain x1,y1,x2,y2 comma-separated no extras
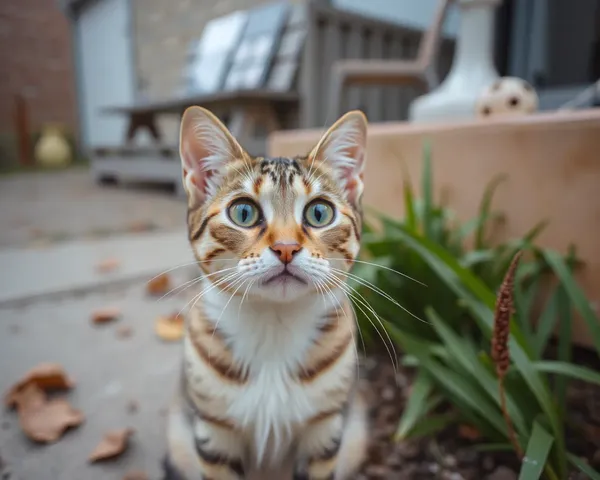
237,278,256,323
211,276,250,345
155,266,239,302
315,278,363,385
146,257,238,286
324,272,400,378
178,271,240,318
329,267,429,326
325,258,426,286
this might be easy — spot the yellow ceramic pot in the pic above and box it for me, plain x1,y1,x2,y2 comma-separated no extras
35,125,72,167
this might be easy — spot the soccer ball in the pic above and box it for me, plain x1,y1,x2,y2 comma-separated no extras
476,77,539,118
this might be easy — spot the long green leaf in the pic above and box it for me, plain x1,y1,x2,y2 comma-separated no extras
395,371,435,440
421,140,433,239
403,413,456,440
534,361,600,385
555,285,571,415
475,173,508,250
568,453,600,480
427,308,529,435
381,226,565,476
532,286,559,357
517,421,554,480
399,159,417,231
388,325,508,436
543,249,600,353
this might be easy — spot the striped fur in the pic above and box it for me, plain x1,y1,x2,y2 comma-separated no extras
165,107,369,479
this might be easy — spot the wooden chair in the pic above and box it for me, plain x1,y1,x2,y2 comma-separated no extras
327,0,454,120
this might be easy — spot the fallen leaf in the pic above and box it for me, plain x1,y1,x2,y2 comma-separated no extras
123,470,148,480
155,313,185,341
16,384,83,443
89,428,134,462
458,424,481,441
126,399,139,414
146,274,171,296
96,257,120,273
5,363,74,407
116,325,133,339
91,307,121,325
127,221,156,233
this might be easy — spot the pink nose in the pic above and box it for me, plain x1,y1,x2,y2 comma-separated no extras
270,242,302,264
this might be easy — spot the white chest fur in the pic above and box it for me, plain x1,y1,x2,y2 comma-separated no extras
185,284,351,465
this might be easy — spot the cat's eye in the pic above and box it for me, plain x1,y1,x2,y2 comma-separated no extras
228,200,261,228
304,201,335,228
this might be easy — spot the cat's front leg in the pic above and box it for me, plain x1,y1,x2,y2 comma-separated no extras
165,397,246,480
294,413,344,480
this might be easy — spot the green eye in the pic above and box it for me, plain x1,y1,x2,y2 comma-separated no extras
305,201,335,227
228,201,261,227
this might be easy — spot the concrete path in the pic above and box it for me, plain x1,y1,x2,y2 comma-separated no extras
0,229,194,305
0,273,193,480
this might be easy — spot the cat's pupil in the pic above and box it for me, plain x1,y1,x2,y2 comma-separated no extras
314,206,323,222
240,205,250,222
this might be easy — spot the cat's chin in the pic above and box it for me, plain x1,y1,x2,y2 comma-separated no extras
251,276,314,303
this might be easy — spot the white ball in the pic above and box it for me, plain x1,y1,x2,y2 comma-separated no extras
476,77,539,118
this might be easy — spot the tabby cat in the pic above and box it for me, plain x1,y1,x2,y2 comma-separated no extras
164,106,369,480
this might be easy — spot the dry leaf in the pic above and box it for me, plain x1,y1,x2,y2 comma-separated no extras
458,424,481,441
127,221,155,233
96,257,120,273
146,274,171,296
6,363,75,407
155,313,185,341
16,384,83,443
116,325,133,339
126,399,139,414
123,470,148,480
89,428,134,462
91,307,121,325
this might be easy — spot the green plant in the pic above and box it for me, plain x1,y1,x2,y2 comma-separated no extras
349,143,600,479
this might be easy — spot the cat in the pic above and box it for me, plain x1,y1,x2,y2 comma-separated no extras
164,106,369,480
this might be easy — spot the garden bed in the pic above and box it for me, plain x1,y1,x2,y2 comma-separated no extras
356,347,600,480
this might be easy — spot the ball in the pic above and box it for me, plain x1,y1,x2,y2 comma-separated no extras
476,77,539,118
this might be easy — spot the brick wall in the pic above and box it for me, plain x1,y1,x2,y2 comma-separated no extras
0,0,77,135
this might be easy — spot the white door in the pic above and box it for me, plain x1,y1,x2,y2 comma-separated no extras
76,0,135,147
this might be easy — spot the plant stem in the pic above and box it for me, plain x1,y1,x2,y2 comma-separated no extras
499,376,523,458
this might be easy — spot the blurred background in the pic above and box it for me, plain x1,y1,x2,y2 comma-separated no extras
1,1,599,479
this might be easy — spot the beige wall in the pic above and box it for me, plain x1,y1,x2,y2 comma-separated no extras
269,109,600,348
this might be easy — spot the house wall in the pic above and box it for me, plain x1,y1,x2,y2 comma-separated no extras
0,0,78,161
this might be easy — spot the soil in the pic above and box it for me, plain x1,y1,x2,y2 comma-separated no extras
356,347,600,480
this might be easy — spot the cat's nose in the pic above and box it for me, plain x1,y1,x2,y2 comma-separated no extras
270,242,302,264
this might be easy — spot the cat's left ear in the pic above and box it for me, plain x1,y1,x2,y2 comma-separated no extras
309,110,367,205
179,106,246,207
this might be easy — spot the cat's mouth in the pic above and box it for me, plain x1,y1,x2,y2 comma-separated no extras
262,268,308,286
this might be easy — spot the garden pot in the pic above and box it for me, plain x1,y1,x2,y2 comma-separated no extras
34,125,72,168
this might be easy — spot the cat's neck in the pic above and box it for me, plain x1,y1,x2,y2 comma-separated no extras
197,279,347,367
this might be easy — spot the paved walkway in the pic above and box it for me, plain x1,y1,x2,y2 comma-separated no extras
0,169,198,479
0,168,185,249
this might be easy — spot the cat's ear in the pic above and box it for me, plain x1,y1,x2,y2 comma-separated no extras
309,110,367,206
179,106,245,207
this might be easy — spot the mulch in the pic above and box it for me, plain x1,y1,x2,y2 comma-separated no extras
355,348,600,480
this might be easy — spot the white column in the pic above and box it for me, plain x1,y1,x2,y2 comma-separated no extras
409,0,502,123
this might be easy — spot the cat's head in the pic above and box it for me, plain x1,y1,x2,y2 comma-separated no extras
179,106,367,303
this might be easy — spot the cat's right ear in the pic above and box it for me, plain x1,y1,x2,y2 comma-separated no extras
179,106,244,207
